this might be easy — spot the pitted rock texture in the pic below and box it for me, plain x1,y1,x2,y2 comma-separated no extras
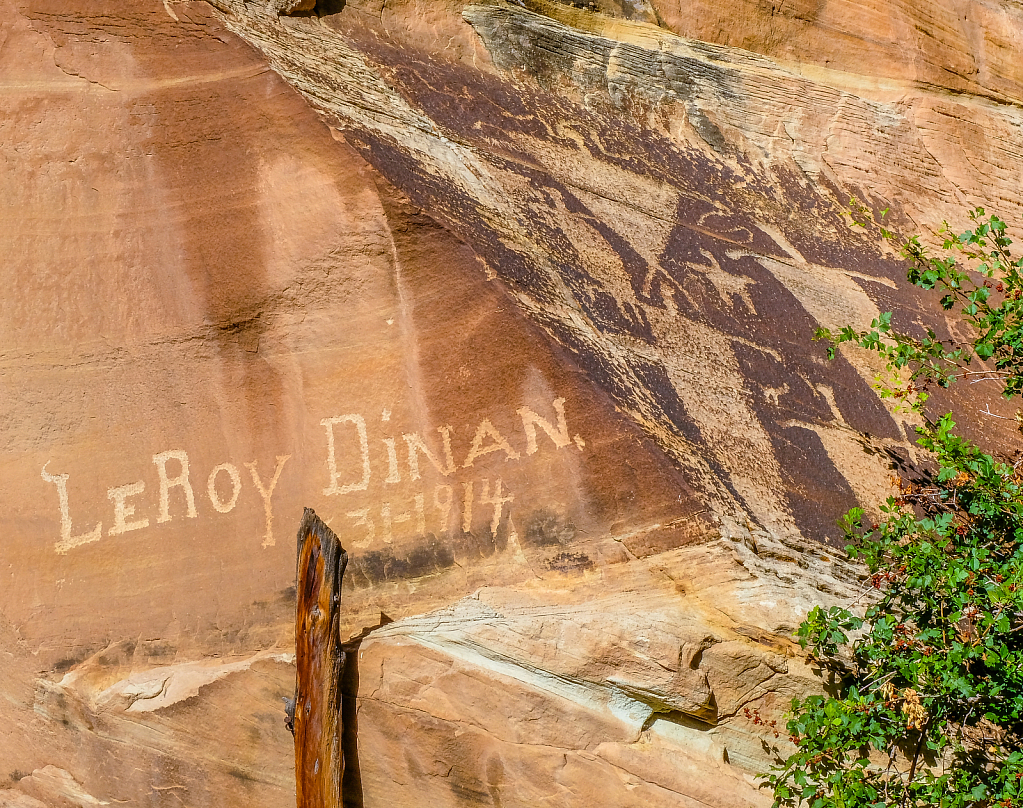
1,0,1021,806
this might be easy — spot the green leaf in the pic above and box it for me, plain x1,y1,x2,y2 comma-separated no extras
763,205,1023,808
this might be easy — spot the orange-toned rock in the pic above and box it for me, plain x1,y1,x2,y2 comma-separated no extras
0,2,707,803
2,0,1021,805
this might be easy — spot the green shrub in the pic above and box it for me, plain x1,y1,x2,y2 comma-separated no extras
763,206,1023,808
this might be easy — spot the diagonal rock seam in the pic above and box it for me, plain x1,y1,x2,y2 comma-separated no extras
199,0,1015,542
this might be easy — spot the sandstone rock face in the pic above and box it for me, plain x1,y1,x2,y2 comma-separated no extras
346,533,854,808
1,0,1020,806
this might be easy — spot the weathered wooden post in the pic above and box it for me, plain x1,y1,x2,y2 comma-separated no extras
288,508,348,808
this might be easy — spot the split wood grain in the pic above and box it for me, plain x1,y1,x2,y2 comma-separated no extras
292,508,348,808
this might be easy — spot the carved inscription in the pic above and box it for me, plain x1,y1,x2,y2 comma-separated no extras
41,453,292,553
40,397,584,555
319,398,583,551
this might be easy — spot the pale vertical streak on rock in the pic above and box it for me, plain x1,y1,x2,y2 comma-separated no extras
205,0,1021,538
206,0,750,524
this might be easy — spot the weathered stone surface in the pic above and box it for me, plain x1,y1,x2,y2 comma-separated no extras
1,0,702,646
268,0,317,15
346,529,854,807
643,0,1023,104
30,646,297,804
207,0,1023,540
0,791,48,808
14,766,107,808
0,1,713,802
1,0,1021,805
